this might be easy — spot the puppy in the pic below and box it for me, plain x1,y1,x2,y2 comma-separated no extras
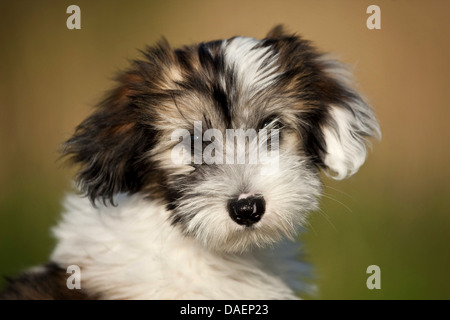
1,25,380,299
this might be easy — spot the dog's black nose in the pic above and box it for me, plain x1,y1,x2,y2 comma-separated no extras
228,196,265,227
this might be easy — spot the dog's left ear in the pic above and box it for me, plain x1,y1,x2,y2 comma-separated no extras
313,58,381,180
270,30,381,179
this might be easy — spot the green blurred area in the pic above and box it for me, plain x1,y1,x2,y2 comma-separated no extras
303,176,450,299
0,0,449,299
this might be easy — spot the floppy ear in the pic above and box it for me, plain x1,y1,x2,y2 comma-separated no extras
269,31,381,178
314,58,381,179
63,69,157,205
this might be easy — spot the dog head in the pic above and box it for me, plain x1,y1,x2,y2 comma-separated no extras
64,26,380,253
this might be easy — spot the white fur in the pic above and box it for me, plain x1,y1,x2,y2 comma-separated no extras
51,193,311,299
177,148,321,253
319,58,381,179
223,37,279,95
322,106,366,179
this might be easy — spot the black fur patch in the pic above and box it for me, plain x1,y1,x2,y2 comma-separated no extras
0,263,95,300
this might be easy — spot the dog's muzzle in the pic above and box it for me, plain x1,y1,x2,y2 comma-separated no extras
227,195,266,227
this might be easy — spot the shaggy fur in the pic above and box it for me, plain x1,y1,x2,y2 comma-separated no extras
1,25,380,300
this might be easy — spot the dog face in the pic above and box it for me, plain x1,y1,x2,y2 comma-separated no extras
64,26,380,253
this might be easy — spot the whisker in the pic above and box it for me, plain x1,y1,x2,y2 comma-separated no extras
321,192,353,214
322,185,354,199
315,207,338,231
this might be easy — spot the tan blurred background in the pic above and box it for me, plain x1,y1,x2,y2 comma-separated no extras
0,0,449,299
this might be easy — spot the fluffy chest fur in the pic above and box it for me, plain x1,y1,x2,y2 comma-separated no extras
51,194,308,299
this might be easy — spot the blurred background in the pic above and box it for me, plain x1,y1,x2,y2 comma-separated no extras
0,0,449,299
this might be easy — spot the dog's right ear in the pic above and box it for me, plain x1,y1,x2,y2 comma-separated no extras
63,72,153,204
63,68,157,206
63,40,179,206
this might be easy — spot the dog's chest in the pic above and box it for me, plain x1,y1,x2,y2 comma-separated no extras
50,194,299,299
79,245,297,299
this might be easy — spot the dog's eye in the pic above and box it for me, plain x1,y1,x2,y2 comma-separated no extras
262,117,282,129
191,134,201,141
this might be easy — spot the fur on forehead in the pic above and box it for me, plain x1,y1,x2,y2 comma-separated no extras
63,25,380,205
